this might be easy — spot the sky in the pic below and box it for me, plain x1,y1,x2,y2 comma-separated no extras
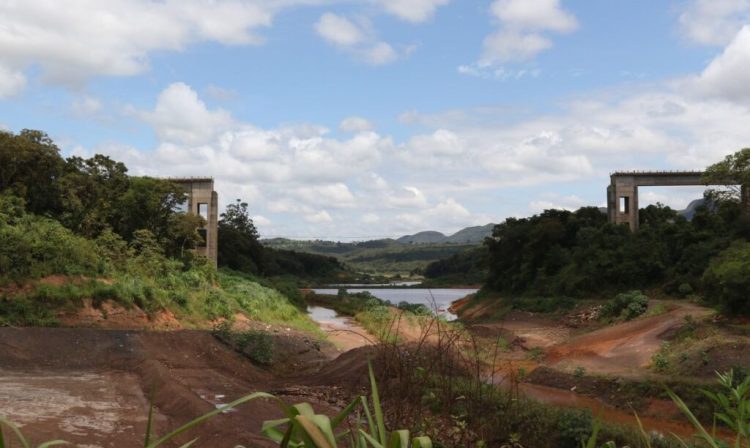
1,0,750,240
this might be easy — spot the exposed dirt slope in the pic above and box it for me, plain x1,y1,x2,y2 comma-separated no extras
0,328,350,447
545,302,714,375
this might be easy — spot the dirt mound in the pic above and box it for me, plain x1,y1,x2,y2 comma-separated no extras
0,328,340,447
545,303,713,375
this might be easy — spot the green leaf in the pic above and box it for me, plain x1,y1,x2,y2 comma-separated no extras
411,436,432,448
0,417,30,448
294,415,334,448
360,430,384,448
368,362,387,444
37,442,70,448
331,398,360,429
388,430,409,448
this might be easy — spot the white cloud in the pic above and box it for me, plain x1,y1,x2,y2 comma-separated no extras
205,84,239,102
0,67,26,98
679,0,750,46
387,186,429,208
376,0,450,23
315,13,366,46
364,42,399,65
142,82,234,146
362,213,380,224
458,64,541,80
528,194,585,213
477,0,578,66
305,210,333,223
482,30,552,63
690,26,750,101
252,215,272,227
0,0,300,93
71,95,102,116
490,0,577,32
340,116,374,132
293,183,356,208
314,12,408,65
395,198,473,232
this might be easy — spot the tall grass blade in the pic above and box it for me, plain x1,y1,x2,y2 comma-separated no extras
361,397,376,440
359,430,384,448
581,417,600,448
331,398,359,429
36,442,69,448
368,363,387,444
143,386,156,448
146,392,274,448
388,430,409,448
411,436,432,448
0,417,30,448
667,389,722,448
294,415,334,448
633,413,653,448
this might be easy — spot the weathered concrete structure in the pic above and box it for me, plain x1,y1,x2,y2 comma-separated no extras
607,171,749,231
170,178,218,266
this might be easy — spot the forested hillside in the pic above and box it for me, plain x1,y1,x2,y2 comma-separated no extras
479,148,750,314
0,129,335,327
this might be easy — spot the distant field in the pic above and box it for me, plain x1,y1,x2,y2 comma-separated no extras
262,238,477,276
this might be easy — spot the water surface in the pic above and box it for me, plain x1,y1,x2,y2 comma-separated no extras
311,288,477,321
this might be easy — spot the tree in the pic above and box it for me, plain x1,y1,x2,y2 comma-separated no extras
59,154,130,236
220,200,259,240
113,177,188,244
0,130,65,216
703,148,750,210
218,199,264,274
703,240,750,314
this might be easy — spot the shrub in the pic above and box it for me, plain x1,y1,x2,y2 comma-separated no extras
601,290,649,321
702,240,750,315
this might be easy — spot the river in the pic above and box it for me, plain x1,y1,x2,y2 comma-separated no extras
310,288,477,321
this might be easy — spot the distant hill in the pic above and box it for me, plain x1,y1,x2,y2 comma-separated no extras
396,231,446,244
397,223,495,245
678,198,710,220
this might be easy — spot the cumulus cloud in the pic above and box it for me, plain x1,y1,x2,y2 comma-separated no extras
142,82,234,146
305,210,333,223
690,26,750,102
0,67,26,98
480,0,578,65
679,0,750,46
0,0,300,93
314,12,405,65
376,0,450,23
315,13,366,46
340,116,375,133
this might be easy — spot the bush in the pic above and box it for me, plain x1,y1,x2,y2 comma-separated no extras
601,290,649,321
702,240,750,315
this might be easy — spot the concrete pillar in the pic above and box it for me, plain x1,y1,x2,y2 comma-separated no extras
208,190,219,267
612,182,638,231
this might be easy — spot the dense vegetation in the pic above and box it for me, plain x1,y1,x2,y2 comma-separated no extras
479,150,750,314
218,200,350,283
263,237,476,277
422,246,487,286
0,129,321,330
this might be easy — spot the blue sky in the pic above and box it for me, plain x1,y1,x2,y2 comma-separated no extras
1,0,749,239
